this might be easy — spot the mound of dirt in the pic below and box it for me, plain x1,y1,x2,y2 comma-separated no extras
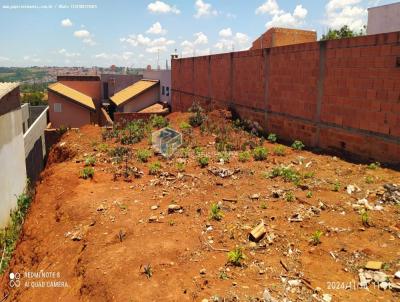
47,142,76,165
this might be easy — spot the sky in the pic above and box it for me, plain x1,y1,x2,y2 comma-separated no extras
0,0,396,68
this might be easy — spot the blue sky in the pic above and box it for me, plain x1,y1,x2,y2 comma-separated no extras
0,0,395,67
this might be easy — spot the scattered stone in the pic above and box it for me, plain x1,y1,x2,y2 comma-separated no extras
201,299,209,302
71,231,82,241
391,284,400,292
379,281,389,290
151,205,158,210
262,289,277,302
168,204,182,214
289,213,303,222
288,279,302,287
272,189,283,198
148,216,158,223
249,193,260,200
365,261,383,270
372,271,388,283
395,271,400,279
208,167,240,178
97,204,107,211
199,268,206,275
380,184,400,204
249,221,266,242
322,294,332,302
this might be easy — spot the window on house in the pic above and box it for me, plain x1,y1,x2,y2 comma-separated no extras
54,103,62,112
166,87,170,96
162,86,165,95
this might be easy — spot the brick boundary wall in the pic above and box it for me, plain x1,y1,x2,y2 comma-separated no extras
171,32,400,164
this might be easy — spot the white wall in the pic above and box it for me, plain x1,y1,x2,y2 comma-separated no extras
367,3,400,35
143,70,171,104
21,103,29,133
24,106,48,159
0,108,27,227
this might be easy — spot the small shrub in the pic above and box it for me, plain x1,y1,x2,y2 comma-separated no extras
179,147,190,158
137,149,152,163
194,146,203,156
80,167,94,179
260,202,267,209
306,191,313,198
109,146,129,158
285,191,295,202
332,181,341,192
367,162,380,170
273,145,286,156
149,161,162,175
303,171,315,179
142,264,153,279
361,210,371,227
269,166,301,185
365,176,374,184
84,156,96,166
179,121,192,133
292,140,305,151
210,203,223,221
198,156,209,168
227,247,245,266
188,101,206,127
267,133,277,143
176,162,185,172
310,230,323,245
120,119,147,145
252,146,268,161
97,143,109,153
149,115,168,129
217,151,230,163
238,151,251,162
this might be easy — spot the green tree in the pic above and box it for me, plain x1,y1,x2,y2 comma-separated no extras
321,25,366,41
22,91,46,106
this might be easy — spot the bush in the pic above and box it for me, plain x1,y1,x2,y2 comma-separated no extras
291,140,305,151
210,203,223,221
120,120,147,145
149,115,169,129
176,162,185,172
267,133,277,143
217,151,230,163
194,146,203,156
310,230,323,245
179,121,192,133
269,166,301,185
137,149,152,163
188,101,206,127
80,167,94,179
227,247,245,266
149,161,162,175
273,145,286,156
197,156,209,168
84,156,96,166
238,151,251,162
252,146,268,161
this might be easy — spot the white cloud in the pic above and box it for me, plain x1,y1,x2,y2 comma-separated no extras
73,29,90,38
194,0,217,18
148,1,180,14
58,49,80,58
74,29,96,46
120,34,175,54
219,27,232,38
94,51,134,61
23,55,41,62
256,1,308,28
193,32,208,45
0,56,10,61
214,32,250,52
61,18,73,27
324,0,367,31
146,46,167,53
146,22,167,35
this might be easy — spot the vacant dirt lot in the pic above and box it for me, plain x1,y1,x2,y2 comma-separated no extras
1,111,399,302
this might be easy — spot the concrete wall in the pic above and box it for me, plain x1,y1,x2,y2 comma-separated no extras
0,106,27,227
143,70,171,104
172,31,400,164
23,106,48,159
121,85,160,112
368,3,400,35
48,91,92,128
21,103,29,134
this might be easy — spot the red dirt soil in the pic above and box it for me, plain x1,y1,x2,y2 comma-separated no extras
0,112,399,302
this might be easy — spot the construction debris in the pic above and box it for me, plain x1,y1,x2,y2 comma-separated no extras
249,221,266,242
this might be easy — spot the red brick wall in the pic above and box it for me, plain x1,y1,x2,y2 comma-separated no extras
251,28,317,50
171,31,400,164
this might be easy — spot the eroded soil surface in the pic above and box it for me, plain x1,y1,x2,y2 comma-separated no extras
0,111,399,302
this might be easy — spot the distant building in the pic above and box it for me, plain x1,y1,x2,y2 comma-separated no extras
110,79,160,112
367,2,400,35
143,69,171,105
250,27,317,50
48,76,100,128
100,74,142,104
